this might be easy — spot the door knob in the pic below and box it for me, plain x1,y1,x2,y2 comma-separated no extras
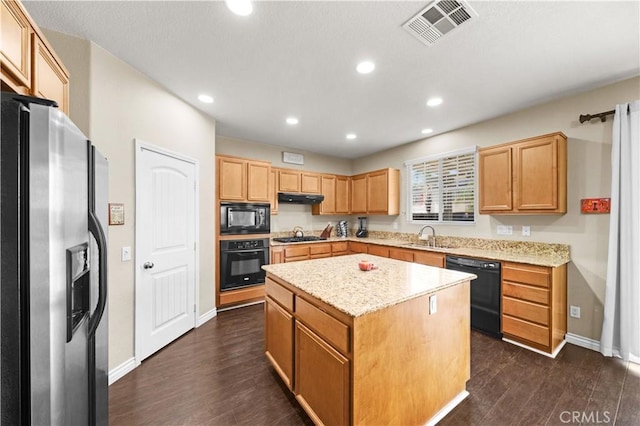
143,262,155,269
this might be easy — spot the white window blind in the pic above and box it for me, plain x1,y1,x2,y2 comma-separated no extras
406,147,476,223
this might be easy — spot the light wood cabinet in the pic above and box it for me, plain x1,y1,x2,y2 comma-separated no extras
349,241,367,254
479,132,567,215
350,169,400,215
312,175,336,215
32,33,68,114
1,0,69,113
367,244,389,258
266,273,471,425
268,168,278,215
309,243,331,259
331,241,349,256
501,261,567,354
1,0,31,91
278,169,301,192
265,296,294,390
350,174,367,214
217,155,270,202
335,176,350,214
270,246,284,264
295,321,350,426
413,251,445,268
389,248,414,262
367,168,400,215
301,172,321,194
247,161,271,201
313,174,351,215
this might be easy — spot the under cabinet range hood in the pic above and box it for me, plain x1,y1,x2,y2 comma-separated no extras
278,192,325,205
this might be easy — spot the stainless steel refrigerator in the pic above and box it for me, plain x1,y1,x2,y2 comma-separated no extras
1,93,109,425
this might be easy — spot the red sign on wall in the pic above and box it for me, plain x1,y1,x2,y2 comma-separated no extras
581,198,611,214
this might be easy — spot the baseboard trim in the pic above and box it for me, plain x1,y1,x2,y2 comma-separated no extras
502,337,566,358
197,307,217,327
217,300,264,312
108,357,137,386
565,333,601,352
424,390,469,426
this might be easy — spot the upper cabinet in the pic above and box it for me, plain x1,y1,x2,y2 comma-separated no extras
479,132,567,215
1,0,69,114
217,155,271,203
278,169,300,193
300,172,321,194
311,174,350,215
350,168,400,215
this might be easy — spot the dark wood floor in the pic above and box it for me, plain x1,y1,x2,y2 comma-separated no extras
110,304,639,425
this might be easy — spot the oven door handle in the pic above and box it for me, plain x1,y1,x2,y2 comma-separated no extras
228,250,266,256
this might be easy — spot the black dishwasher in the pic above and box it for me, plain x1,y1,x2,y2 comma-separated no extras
446,256,502,339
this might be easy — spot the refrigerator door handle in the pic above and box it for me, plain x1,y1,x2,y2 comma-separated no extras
87,210,107,338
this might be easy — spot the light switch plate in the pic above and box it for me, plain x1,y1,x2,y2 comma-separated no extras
121,246,132,261
570,305,581,319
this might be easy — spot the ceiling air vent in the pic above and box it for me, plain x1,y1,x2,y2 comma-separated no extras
403,0,478,47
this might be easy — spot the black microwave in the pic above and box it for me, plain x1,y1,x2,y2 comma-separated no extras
220,202,270,235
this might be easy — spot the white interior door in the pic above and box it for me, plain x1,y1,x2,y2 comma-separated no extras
135,142,197,362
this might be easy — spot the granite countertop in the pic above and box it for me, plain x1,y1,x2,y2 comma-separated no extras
270,234,570,268
262,254,476,318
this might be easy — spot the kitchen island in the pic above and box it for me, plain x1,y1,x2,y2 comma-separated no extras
262,254,477,426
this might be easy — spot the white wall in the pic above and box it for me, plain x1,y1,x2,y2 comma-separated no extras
43,31,217,370
217,135,353,233
353,76,640,341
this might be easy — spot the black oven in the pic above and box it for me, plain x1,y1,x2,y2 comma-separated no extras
220,202,270,235
220,238,269,291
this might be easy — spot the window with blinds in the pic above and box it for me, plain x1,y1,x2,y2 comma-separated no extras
406,147,476,223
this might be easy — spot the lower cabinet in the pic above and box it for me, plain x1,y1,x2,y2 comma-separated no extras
295,322,350,426
367,244,389,257
413,251,445,268
266,278,351,426
501,261,567,354
265,297,294,389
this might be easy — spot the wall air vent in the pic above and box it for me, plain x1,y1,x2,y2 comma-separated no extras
403,0,478,47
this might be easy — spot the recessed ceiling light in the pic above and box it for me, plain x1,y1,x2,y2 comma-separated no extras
356,61,375,74
225,0,253,16
346,133,357,140
421,128,433,134
286,117,299,125
426,97,443,107
198,94,214,104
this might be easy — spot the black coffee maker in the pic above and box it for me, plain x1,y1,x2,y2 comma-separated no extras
356,216,368,238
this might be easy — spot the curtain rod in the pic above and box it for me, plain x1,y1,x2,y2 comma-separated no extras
579,109,615,123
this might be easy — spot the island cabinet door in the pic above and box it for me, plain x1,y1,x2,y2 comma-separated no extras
265,297,294,390
295,322,350,426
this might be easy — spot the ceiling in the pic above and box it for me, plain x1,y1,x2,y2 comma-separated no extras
23,1,640,159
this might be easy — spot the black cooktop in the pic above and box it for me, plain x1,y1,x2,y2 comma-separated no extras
272,236,328,243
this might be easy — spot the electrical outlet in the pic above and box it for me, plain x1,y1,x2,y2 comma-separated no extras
570,305,581,319
393,221,398,230
497,225,513,235
429,295,437,314
522,226,531,237
121,246,131,262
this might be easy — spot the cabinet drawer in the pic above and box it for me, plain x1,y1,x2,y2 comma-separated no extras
503,297,549,325
413,251,445,268
503,315,549,347
389,248,414,262
349,241,367,254
367,244,389,257
285,255,309,263
284,245,310,258
296,297,349,354
331,241,349,254
503,282,549,305
310,244,331,256
266,278,294,312
503,263,550,288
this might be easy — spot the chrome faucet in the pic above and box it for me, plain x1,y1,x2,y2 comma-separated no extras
417,225,436,247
